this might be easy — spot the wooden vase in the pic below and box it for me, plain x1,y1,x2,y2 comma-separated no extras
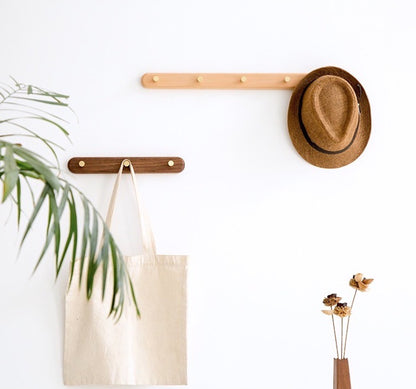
333,358,351,389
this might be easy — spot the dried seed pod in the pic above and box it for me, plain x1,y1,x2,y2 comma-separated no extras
334,304,351,317
350,273,374,292
323,293,342,306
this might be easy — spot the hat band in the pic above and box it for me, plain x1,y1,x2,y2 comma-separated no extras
298,84,361,155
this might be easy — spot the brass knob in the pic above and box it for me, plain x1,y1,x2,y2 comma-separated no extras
240,76,247,83
284,76,291,83
78,160,85,167
152,75,160,82
168,160,175,167
197,76,204,83
123,160,130,167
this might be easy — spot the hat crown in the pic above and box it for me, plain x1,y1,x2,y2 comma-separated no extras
301,75,359,152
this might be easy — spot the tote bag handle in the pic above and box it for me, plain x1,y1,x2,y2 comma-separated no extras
104,159,157,256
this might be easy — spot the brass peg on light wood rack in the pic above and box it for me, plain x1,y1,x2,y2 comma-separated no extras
68,157,185,174
141,73,306,89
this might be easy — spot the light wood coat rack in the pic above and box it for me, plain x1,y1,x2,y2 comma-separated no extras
141,73,306,89
67,157,185,174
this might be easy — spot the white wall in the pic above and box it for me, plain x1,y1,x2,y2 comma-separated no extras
0,1,415,388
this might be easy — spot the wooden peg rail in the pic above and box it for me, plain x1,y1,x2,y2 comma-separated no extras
141,73,306,90
68,157,185,174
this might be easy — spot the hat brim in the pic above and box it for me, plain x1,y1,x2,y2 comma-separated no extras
287,66,371,168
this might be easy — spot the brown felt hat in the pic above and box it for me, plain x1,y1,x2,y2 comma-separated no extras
287,67,371,168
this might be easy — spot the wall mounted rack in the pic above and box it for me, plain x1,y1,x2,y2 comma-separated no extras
141,73,306,89
67,157,185,174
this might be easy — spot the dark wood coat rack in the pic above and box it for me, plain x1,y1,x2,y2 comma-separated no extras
67,157,185,174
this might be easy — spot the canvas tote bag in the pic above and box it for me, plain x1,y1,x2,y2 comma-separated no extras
64,160,187,385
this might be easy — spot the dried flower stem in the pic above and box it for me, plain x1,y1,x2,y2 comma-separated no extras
343,289,357,358
330,306,339,359
340,317,344,359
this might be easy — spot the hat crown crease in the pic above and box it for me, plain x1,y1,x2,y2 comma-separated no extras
301,76,359,152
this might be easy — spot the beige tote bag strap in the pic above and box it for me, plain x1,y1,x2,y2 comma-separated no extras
104,159,157,256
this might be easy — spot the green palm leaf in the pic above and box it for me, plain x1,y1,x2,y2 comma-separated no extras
0,78,139,319
2,144,19,201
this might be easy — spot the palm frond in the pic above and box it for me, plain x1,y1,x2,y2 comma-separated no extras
0,79,138,319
